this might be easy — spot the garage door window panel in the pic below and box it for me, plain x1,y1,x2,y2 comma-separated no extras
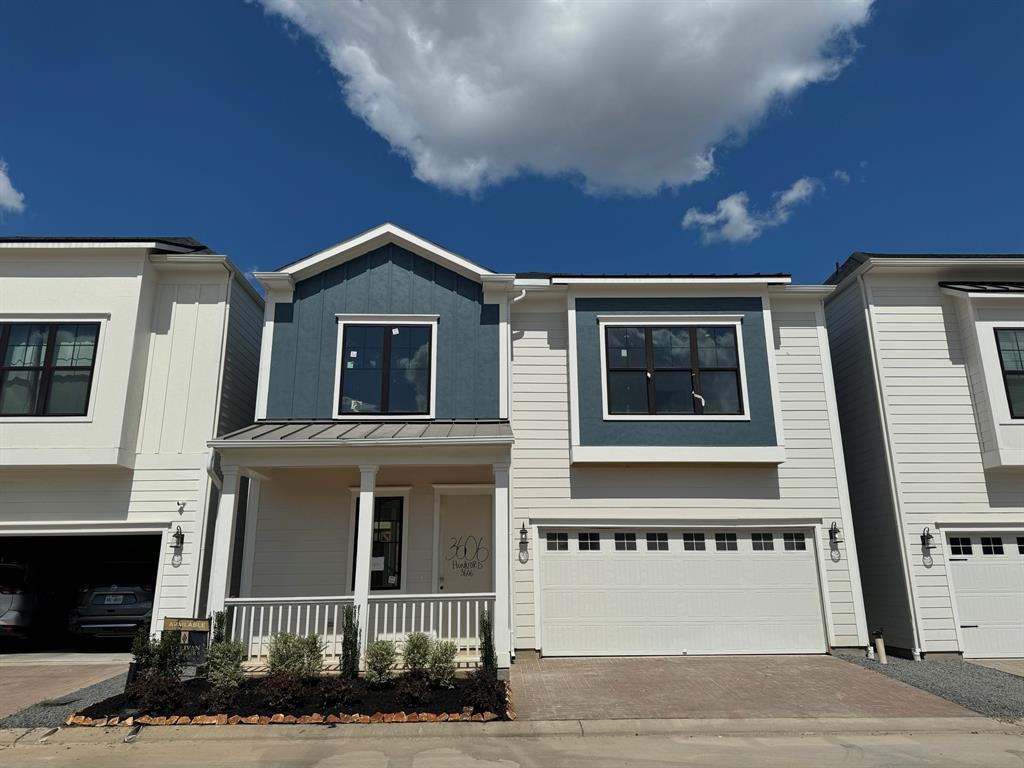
981,537,1004,555
949,536,972,556
715,532,738,551
578,532,600,551
752,532,774,551
783,532,807,551
646,532,669,551
0,322,99,417
683,532,705,551
546,532,568,551
614,533,637,551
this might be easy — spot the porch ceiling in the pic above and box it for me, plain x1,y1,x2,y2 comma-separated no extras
210,419,514,448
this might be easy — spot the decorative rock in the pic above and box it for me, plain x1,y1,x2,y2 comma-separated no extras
152,717,168,726
471,714,484,722
437,713,449,722
297,715,312,725
65,715,75,726
70,715,87,726
463,706,474,716
214,714,229,726
123,717,134,727
419,713,437,722
481,712,498,722
176,716,191,726
258,716,271,725
137,716,152,725
228,715,242,725
507,709,517,721
270,714,286,724
310,713,324,724
382,713,395,723
107,716,120,727
282,715,297,724
353,714,371,724
326,714,342,724
242,715,260,725
406,713,420,722
369,713,384,724
93,718,108,727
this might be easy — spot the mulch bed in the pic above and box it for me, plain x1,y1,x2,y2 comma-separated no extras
66,675,512,727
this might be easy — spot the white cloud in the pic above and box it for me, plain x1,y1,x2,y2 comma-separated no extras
682,177,821,243
0,160,26,214
258,0,871,194
833,169,851,184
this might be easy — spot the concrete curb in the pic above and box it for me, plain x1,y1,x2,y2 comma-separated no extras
2,716,1021,746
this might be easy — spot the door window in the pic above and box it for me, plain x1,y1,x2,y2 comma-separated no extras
352,497,404,590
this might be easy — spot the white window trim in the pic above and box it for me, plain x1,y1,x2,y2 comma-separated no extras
332,314,439,420
346,486,412,595
985,321,1024,424
0,314,109,423
596,314,751,422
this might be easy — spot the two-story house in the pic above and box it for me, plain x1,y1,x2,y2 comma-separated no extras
0,237,262,640
206,224,868,671
825,253,1023,660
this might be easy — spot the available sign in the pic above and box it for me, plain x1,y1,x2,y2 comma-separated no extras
162,617,210,671
163,617,210,632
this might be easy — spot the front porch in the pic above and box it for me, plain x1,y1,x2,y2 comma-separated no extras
205,421,513,671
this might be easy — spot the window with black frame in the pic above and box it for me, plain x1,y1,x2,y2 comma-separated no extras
0,322,100,417
352,497,404,591
338,324,432,415
604,325,742,416
995,328,1024,418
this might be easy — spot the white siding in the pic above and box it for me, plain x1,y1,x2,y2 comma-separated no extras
510,296,865,652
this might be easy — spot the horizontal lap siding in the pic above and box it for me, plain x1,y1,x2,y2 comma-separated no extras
867,277,1024,653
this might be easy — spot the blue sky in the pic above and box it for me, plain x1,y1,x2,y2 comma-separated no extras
1,1,1021,284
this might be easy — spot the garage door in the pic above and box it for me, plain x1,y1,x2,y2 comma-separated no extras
947,533,1024,658
539,528,827,656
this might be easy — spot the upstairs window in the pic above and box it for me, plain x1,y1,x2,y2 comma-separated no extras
604,324,743,416
336,320,435,417
995,329,1024,419
0,322,100,417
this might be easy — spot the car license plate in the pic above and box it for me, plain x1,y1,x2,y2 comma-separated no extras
104,595,124,605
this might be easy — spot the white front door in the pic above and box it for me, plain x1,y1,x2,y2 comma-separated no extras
947,533,1024,658
438,494,493,594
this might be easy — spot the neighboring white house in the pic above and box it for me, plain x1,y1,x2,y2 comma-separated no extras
825,253,1024,659
0,237,262,636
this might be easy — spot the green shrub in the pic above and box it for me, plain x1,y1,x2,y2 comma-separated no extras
396,670,431,707
211,610,228,644
268,632,323,679
402,632,432,674
428,640,457,689
479,607,497,675
464,668,506,717
257,672,307,711
318,676,355,712
364,639,397,686
207,640,245,706
127,630,185,710
340,607,360,680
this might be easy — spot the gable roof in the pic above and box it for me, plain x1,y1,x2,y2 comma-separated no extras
275,223,496,283
0,236,213,253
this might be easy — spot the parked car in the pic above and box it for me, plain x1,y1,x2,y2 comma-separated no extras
68,584,154,640
0,562,38,641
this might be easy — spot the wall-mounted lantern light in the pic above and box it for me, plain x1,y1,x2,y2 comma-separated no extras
518,524,530,564
920,527,935,551
171,526,185,550
828,522,842,545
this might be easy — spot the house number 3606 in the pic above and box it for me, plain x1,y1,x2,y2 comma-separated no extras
446,536,490,576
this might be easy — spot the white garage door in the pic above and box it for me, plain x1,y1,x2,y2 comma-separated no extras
539,528,827,656
947,533,1024,658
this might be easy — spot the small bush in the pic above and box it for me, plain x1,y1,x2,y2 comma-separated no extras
318,676,355,712
131,673,186,714
479,607,497,675
402,632,432,674
340,607,360,680
428,640,457,689
257,672,307,711
211,610,228,644
396,670,431,708
464,668,507,717
207,640,245,707
268,632,323,679
364,639,397,686
127,630,185,710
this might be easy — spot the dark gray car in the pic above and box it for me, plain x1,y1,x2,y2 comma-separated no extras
68,584,153,640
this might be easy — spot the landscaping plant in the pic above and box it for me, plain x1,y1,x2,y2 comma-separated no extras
207,612,245,708
364,639,398,685
464,667,507,717
340,606,360,680
428,639,458,688
268,631,323,680
402,631,433,674
126,629,186,712
479,607,497,675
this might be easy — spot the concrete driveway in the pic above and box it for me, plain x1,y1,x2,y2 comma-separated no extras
0,653,129,718
510,654,976,721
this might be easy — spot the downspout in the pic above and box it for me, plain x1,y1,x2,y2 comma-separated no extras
858,274,924,660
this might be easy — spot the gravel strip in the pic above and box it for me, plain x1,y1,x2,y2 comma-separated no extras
0,673,127,729
836,650,1024,721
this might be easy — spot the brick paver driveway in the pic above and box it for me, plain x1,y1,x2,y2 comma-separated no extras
510,654,975,721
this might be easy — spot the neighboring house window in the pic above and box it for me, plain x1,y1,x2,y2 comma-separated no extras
351,497,404,590
715,532,738,551
614,532,637,551
546,532,568,551
949,537,973,556
0,322,99,417
995,329,1024,418
783,532,806,551
682,532,705,551
752,532,774,551
337,323,433,416
646,532,669,551
604,325,742,416
980,536,1004,555
578,532,600,551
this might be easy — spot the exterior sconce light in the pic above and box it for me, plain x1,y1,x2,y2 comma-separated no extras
518,524,530,564
828,522,842,562
920,527,935,551
171,526,185,550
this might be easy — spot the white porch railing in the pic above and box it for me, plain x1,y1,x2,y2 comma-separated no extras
366,593,496,661
224,596,356,663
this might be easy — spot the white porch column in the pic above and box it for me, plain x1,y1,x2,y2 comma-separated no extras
207,465,240,615
354,465,378,656
492,462,512,670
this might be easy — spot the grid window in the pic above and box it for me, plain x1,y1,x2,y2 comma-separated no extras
949,536,973,556
715,532,738,551
546,532,568,551
0,322,100,417
646,532,669,551
981,536,1004,555
752,532,774,551
605,325,742,416
351,497,403,590
682,532,705,551
614,532,637,551
339,324,432,415
783,532,807,551
578,532,601,551
995,328,1024,419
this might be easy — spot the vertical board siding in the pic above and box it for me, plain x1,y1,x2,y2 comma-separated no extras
509,301,862,651
218,277,264,436
266,244,499,420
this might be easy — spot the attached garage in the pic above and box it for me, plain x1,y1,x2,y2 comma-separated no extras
538,527,828,656
947,532,1024,658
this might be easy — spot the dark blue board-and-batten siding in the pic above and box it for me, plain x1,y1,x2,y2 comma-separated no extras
266,244,499,420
